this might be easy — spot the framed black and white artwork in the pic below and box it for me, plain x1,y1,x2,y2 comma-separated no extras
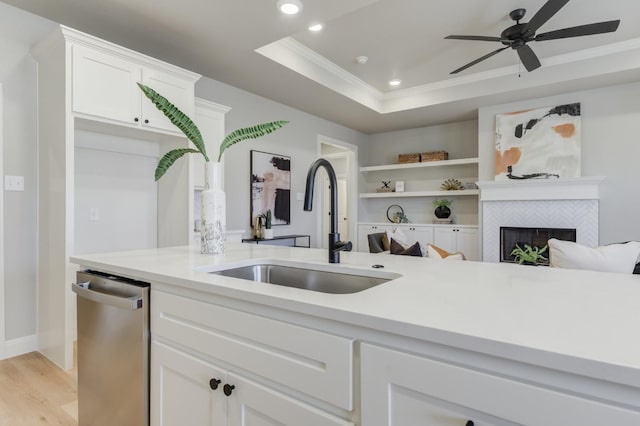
250,150,291,227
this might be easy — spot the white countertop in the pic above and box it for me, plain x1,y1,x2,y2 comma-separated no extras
71,243,640,387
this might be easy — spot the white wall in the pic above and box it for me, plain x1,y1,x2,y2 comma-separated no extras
2,56,39,342
478,81,640,244
195,77,369,248
0,3,53,346
74,130,160,254
364,120,479,225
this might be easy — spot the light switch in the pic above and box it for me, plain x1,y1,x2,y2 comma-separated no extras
4,175,25,191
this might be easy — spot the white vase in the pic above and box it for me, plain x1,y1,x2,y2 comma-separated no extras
263,229,274,239
201,161,226,254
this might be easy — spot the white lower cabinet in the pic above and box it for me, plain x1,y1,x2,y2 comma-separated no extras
357,224,391,252
152,341,352,426
151,290,354,425
152,341,226,425
434,226,479,260
360,343,640,426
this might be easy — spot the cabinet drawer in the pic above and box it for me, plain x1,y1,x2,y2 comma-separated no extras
361,343,640,426
152,290,353,410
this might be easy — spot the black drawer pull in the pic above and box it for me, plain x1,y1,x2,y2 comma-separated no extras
209,378,221,390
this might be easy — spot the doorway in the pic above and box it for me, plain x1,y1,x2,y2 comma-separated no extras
318,136,358,250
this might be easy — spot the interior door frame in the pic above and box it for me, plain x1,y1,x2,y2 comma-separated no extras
316,135,358,249
0,84,6,358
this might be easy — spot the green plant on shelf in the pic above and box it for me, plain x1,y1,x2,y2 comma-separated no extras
432,199,452,208
510,244,548,265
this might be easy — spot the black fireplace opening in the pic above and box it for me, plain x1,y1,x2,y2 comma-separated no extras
500,227,577,265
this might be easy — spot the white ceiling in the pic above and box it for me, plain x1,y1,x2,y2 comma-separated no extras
3,0,640,133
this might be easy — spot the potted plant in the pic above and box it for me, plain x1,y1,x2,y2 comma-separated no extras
510,244,548,265
136,83,288,254
433,199,452,219
262,209,274,239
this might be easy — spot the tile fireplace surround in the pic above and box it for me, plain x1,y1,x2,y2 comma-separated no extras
477,177,605,263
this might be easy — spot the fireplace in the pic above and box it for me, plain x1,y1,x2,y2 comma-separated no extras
477,178,604,263
500,227,576,265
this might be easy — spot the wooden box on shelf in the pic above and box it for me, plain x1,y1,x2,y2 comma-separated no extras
398,153,420,163
421,151,448,162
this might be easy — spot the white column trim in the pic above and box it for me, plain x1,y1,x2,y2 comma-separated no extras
0,84,5,359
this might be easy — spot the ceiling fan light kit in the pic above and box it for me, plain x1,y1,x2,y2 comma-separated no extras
445,0,620,74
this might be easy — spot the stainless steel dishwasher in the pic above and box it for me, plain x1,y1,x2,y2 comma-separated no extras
72,270,150,426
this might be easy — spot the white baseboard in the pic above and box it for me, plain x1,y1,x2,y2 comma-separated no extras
2,334,38,360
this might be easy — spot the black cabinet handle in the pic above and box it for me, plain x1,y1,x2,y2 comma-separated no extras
223,383,235,396
209,378,221,390
144,119,149,124
134,117,139,122
465,421,474,426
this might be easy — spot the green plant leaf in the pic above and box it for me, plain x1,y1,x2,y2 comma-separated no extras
137,83,209,161
155,148,200,181
218,120,289,162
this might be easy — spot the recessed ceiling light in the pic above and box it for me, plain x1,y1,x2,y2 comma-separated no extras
356,56,368,65
277,0,303,15
389,79,402,87
308,23,323,32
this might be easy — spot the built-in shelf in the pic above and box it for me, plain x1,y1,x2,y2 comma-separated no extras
360,189,479,199
360,157,478,172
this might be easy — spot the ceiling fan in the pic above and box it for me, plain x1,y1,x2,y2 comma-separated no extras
445,0,620,74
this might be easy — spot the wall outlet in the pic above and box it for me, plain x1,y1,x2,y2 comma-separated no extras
296,192,305,201
89,207,100,221
4,175,25,191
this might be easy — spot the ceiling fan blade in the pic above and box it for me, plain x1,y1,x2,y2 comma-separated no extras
523,0,570,34
450,46,509,74
517,44,542,72
535,20,620,41
445,35,504,42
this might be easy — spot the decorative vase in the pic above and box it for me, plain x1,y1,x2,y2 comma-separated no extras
201,161,226,254
434,205,451,219
263,229,274,239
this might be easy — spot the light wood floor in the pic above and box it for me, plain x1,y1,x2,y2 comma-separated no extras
0,352,78,425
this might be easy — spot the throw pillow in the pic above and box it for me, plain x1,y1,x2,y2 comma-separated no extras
385,228,408,250
548,239,640,274
427,243,466,260
390,238,422,257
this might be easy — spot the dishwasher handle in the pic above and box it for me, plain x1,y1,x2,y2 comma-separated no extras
71,282,143,310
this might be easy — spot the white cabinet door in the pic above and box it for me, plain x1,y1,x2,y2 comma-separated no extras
72,44,141,125
434,227,479,261
152,341,226,426
357,224,388,253
362,343,639,426
433,227,458,253
457,227,479,261
227,373,353,426
141,67,195,133
405,225,434,246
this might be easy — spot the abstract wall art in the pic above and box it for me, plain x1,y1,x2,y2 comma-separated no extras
250,150,291,227
495,103,581,180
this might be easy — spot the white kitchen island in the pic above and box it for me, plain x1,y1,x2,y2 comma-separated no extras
71,243,640,425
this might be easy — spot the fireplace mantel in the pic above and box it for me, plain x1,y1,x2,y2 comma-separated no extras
477,177,605,202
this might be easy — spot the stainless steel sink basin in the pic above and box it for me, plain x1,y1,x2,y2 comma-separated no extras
209,262,398,294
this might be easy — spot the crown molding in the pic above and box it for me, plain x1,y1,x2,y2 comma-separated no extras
256,36,640,115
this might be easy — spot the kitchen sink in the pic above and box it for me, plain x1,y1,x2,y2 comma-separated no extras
209,262,399,294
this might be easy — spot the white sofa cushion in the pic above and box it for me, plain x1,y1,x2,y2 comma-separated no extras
548,238,640,274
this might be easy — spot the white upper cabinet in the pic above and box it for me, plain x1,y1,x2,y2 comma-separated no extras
140,67,195,133
68,27,198,134
71,45,141,124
